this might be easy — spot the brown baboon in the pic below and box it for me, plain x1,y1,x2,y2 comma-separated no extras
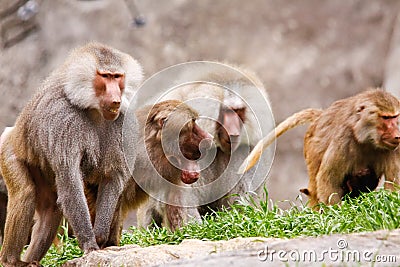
300,167,380,199
239,89,400,208
342,168,381,198
0,42,143,266
0,127,12,245
87,100,213,239
0,174,6,246
138,64,272,230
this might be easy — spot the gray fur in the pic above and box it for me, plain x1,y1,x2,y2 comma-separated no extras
0,43,142,266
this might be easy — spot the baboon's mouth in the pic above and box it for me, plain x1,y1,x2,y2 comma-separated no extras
181,169,200,184
180,159,200,184
381,138,400,150
106,107,119,114
102,106,120,121
168,155,200,184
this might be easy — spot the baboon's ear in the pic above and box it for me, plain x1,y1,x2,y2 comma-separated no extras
157,117,168,129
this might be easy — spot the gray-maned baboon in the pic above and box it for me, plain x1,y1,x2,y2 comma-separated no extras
161,63,269,153
239,89,400,208
0,42,143,266
196,143,263,216
138,64,271,230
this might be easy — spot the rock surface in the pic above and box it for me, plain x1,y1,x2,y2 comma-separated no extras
64,229,400,267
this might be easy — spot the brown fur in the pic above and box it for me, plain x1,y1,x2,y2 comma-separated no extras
238,108,322,174
240,89,400,208
139,65,271,230
0,174,6,245
87,100,212,239
304,89,400,207
0,128,9,245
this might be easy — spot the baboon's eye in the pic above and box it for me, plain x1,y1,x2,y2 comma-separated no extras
381,115,398,120
356,105,365,113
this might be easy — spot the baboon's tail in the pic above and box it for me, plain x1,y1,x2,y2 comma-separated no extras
237,108,323,174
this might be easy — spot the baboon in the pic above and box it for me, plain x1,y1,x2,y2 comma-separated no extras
0,174,6,245
239,89,400,208
87,100,213,238
161,62,270,153
137,64,272,229
194,143,265,216
0,42,143,266
342,168,381,198
300,167,380,199
0,127,12,245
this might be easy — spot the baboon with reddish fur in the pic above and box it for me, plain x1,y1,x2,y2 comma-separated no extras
137,64,270,229
240,89,400,208
86,100,212,237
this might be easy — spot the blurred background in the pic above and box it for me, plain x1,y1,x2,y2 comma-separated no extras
1,0,400,217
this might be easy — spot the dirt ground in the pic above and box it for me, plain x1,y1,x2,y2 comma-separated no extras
1,0,400,223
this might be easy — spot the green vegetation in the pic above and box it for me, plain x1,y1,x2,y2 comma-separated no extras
41,189,400,266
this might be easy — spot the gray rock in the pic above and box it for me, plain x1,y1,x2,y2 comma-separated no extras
64,229,400,267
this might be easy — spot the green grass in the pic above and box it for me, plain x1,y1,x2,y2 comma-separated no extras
40,189,400,266
41,220,83,266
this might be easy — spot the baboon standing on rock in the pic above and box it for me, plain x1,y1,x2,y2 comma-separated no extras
240,89,400,208
0,42,143,266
